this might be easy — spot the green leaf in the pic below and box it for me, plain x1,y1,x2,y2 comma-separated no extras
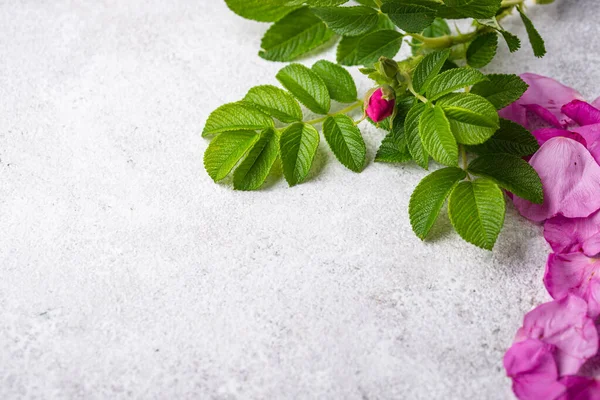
426,68,488,100
302,0,349,5
409,167,466,239
336,35,363,66
468,153,543,204
204,131,259,181
356,30,404,66
448,179,506,250
436,93,499,145
243,85,303,123
412,49,451,94
470,74,528,110
311,60,358,103
312,6,379,36
466,32,498,68
323,115,366,172
442,0,502,19
419,105,458,166
233,128,280,191
518,7,546,58
465,119,539,157
276,64,331,114
279,122,320,186
380,3,437,33
224,0,300,22
404,102,429,168
375,130,413,164
203,102,274,137
500,30,521,53
259,8,334,62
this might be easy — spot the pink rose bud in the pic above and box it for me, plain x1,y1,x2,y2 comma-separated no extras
366,86,396,122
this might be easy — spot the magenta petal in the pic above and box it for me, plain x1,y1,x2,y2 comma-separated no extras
513,137,600,222
544,210,600,254
532,128,587,147
523,104,563,128
366,88,395,123
504,339,565,400
572,124,600,164
560,376,600,400
562,100,600,126
517,295,598,375
544,253,600,318
593,97,600,110
499,73,584,129
583,233,600,257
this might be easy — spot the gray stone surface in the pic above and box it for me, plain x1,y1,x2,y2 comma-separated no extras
0,0,598,399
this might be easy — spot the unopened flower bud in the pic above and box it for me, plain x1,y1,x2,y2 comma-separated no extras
366,86,396,122
376,56,399,79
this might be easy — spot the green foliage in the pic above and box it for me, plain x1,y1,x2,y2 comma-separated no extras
311,60,358,103
412,50,450,94
448,179,506,250
404,103,429,168
466,119,539,157
419,105,458,167
467,32,498,68
323,115,367,172
234,128,280,190
244,85,303,123
426,68,488,100
276,63,331,114
380,3,436,33
470,74,529,110
203,102,274,137
280,122,320,186
468,154,544,204
259,7,333,62
436,93,499,145
312,6,379,36
442,0,502,19
204,131,259,181
518,7,546,58
409,167,466,239
224,0,300,23
355,30,404,66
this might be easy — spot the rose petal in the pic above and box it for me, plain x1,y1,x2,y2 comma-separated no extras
561,100,600,126
559,376,600,400
532,128,587,147
499,73,585,129
592,97,600,110
572,123,600,164
544,210,600,254
504,339,565,400
583,233,600,258
516,295,598,375
544,253,600,318
513,137,600,222
523,104,564,129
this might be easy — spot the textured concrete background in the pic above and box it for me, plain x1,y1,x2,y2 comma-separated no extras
0,0,597,399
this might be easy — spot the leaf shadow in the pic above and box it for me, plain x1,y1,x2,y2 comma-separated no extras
305,145,330,183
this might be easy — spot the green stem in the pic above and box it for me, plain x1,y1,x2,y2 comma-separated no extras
305,100,363,125
460,145,471,180
501,0,524,7
410,30,480,51
400,71,428,104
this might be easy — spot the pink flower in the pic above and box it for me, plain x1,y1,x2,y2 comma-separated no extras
499,73,585,130
512,137,600,222
366,87,395,122
504,339,566,400
559,376,600,400
544,210,600,256
545,253,600,318
514,295,598,376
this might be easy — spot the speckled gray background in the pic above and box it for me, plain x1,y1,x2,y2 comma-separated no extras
1,1,598,399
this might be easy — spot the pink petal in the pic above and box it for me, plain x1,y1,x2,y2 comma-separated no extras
544,253,600,318
572,124,600,164
523,104,563,129
513,137,600,222
562,100,600,126
592,97,600,110
532,128,587,147
504,339,565,400
583,233,600,257
559,376,600,400
516,295,598,375
499,73,584,129
544,210,600,254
